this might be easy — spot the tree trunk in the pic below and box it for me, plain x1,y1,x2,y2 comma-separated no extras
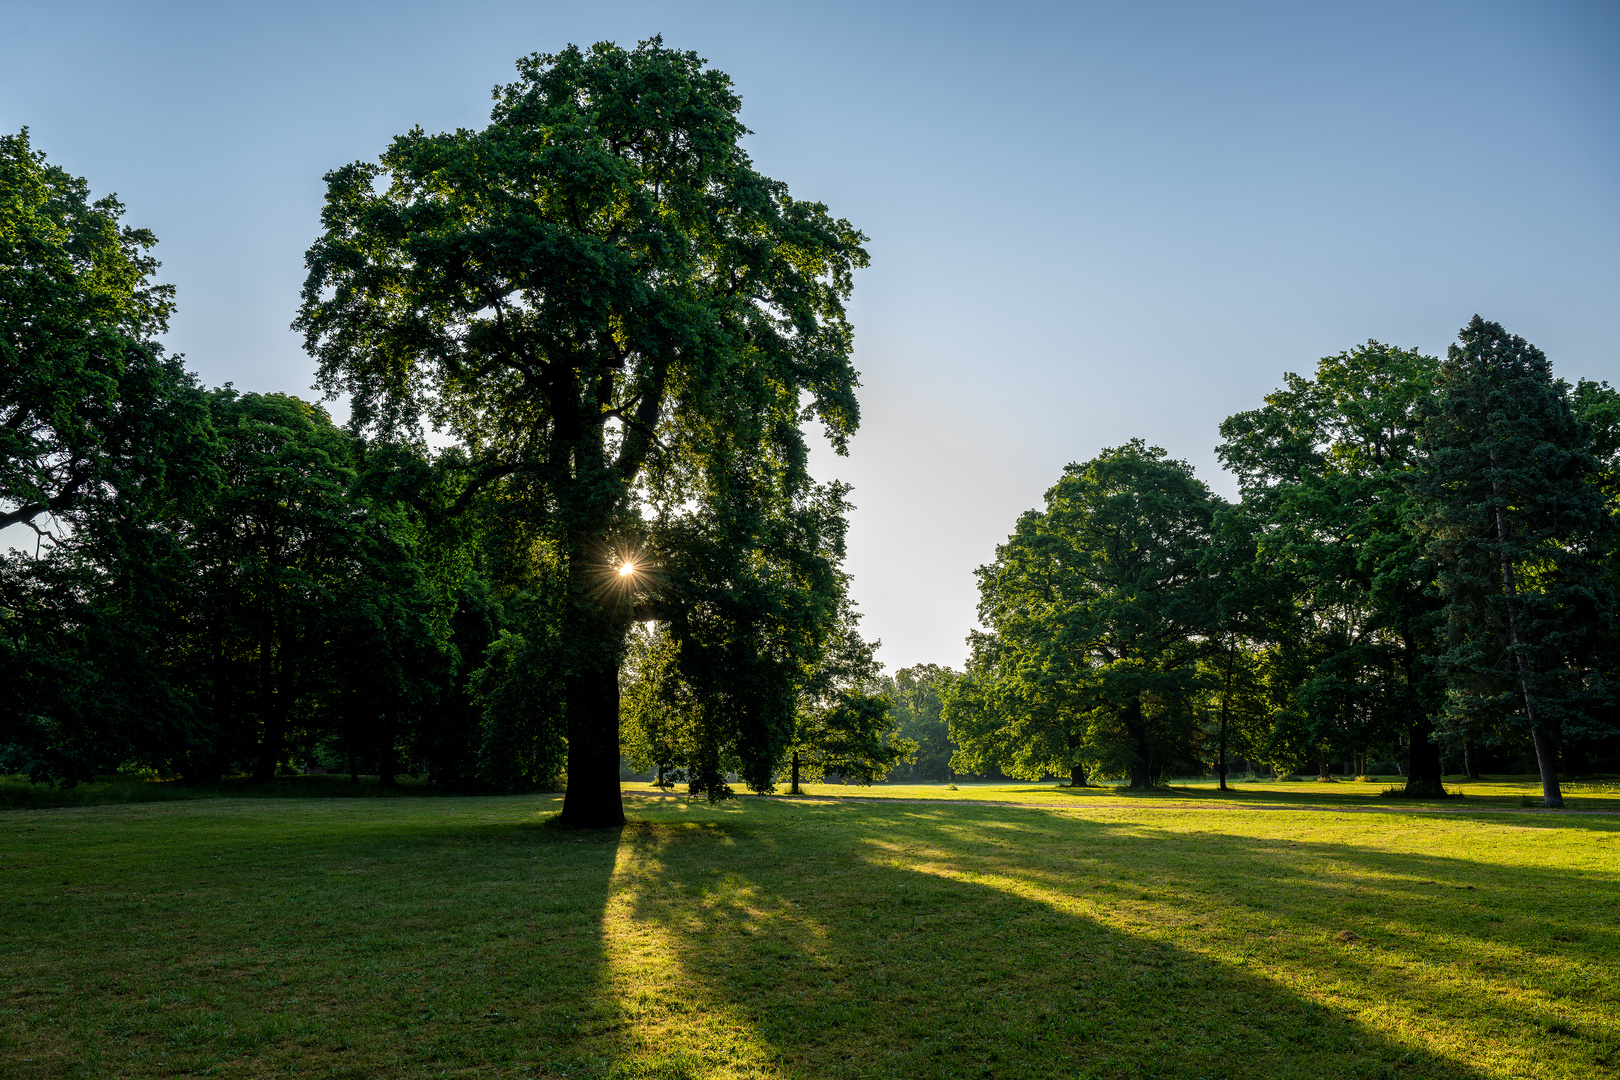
1218,638,1236,791
1069,763,1087,788
1462,738,1481,780
558,588,628,828
191,622,232,782
556,527,631,829
251,616,282,783
1563,740,1590,778
1403,712,1445,796
378,712,398,788
790,751,802,795
1490,468,1563,808
253,704,289,783
1530,724,1563,809
1396,628,1445,797
559,655,626,827
1318,760,1331,781
1124,697,1152,789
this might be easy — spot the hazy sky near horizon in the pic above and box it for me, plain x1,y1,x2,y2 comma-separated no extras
4,1,1616,670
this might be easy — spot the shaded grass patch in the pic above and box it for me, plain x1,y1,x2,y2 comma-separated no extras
2,793,1616,1078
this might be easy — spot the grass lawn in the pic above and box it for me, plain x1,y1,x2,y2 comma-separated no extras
2,789,1617,1079
777,775,1620,813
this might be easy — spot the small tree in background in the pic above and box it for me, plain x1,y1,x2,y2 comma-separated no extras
945,632,1097,787
782,597,910,794
620,623,704,789
881,664,957,781
956,442,1217,789
621,597,908,796
467,627,566,791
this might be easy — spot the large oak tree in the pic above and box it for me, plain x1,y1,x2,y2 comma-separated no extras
296,39,868,826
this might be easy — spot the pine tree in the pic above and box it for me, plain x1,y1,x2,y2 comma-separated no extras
1416,317,1617,808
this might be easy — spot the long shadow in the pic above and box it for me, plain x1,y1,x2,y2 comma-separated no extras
910,781,1620,813
599,797,1618,1080
0,795,630,1078
13,795,1613,1077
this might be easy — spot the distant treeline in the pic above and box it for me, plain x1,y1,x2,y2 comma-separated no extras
6,112,1616,810
945,330,1620,806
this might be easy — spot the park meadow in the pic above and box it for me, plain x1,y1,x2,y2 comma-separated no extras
3,778,1618,1079
7,28,1620,1080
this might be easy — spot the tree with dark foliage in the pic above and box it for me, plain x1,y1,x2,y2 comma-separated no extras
296,40,868,826
954,442,1217,788
1416,318,1618,808
1218,343,1449,795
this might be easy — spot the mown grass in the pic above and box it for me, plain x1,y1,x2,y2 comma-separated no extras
782,775,1620,813
0,774,442,811
2,791,1616,1079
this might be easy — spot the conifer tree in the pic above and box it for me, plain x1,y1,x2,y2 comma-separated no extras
1416,317,1618,808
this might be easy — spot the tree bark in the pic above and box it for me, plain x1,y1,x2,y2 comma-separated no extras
557,527,630,828
251,614,280,783
1397,630,1445,797
1218,638,1236,791
190,621,233,782
1529,724,1563,809
1124,697,1152,789
559,653,626,827
790,751,802,795
1069,763,1087,788
1491,463,1563,808
1403,712,1445,796
378,712,398,788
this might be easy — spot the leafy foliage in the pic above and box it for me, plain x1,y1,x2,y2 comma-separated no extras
0,129,209,539
880,664,957,781
1216,343,1448,792
953,442,1218,788
294,39,870,824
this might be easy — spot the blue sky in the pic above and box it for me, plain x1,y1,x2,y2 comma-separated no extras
5,0,1616,668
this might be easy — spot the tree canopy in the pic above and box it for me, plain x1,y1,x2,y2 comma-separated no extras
8,101,1620,806
295,39,870,825
1217,343,1448,793
1415,317,1618,807
1,127,209,541
950,441,1218,788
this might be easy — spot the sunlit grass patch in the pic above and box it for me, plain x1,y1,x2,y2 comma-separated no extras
765,775,1620,813
3,793,1617,1078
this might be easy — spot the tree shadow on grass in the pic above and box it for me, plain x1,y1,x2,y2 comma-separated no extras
11,796,1614,1078
0,796,631,1079
1030,780,1620,813
594,797,1619,1080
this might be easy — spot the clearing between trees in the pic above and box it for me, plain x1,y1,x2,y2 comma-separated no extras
2,790,1615,1079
